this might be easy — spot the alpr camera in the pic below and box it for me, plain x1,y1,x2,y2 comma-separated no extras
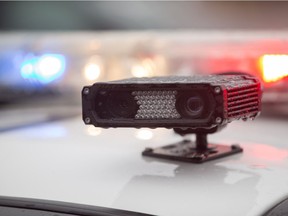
82,74,262,163
82,75,261,129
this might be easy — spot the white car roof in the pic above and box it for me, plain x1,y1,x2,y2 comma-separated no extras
0,108,287,216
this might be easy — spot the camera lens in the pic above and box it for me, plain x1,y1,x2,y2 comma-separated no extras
176,93,205,118
107,91,138,118
185,96,204,117
95,91,138,119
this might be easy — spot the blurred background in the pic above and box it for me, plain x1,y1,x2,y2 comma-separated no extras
1,1,288,129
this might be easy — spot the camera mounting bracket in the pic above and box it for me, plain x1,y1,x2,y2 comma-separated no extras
142,126,243,163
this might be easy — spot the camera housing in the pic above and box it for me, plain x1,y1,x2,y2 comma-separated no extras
82,75,262,129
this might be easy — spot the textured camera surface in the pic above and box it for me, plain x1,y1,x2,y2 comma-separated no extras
82,75,262,129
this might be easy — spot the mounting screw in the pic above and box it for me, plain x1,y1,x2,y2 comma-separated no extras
83,88,90,95
84,117,91,124
214,87,221,94
231,144,241,150
215,117,222,124
144,148,153,152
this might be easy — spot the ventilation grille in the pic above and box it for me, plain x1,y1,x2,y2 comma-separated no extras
226,84,260,119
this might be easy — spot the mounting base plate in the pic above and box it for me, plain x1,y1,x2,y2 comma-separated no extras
142,140,243,163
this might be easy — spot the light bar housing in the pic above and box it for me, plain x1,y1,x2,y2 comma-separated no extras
82,75,262,129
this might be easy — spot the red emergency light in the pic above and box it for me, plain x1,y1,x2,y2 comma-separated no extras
259,54,288,83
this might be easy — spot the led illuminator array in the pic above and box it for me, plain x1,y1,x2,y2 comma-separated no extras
132,90,180,119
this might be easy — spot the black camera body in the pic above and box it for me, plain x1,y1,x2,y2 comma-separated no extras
82,75,262,129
